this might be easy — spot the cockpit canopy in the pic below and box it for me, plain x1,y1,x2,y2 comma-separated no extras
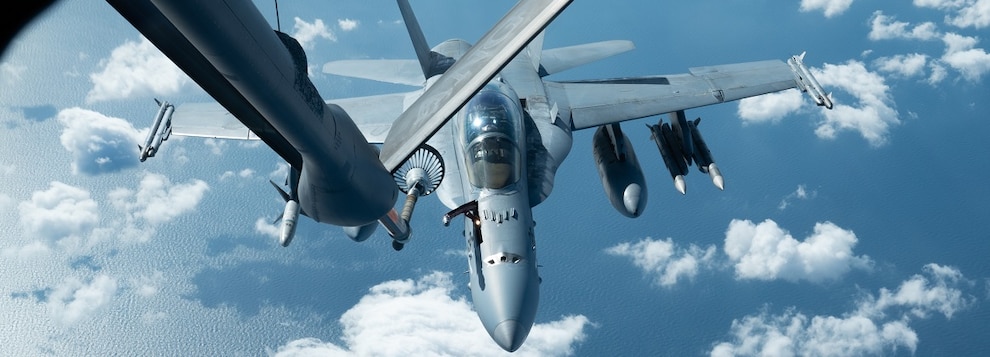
458,82,524,190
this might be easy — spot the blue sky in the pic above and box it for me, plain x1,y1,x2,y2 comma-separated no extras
1,0,989,356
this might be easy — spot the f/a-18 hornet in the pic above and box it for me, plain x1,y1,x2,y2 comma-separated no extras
111,0,832,351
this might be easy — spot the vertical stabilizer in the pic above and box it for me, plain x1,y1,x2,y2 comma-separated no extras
397,0,449,79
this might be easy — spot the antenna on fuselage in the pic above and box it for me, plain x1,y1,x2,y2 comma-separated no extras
274,0,281,32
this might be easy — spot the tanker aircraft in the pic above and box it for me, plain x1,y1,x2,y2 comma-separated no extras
111,0,833,351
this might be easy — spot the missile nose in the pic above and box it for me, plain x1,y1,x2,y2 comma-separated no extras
713,176,724,190
674,175,686,195
708,164,724,191
493,320,524,352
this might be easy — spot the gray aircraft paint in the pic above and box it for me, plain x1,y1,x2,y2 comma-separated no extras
115,0,832,351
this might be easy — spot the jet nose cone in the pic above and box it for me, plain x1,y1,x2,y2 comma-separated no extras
493,319,525,352
623,183,645,218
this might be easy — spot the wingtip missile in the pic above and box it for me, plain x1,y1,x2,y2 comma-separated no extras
787,52,833,110
138,100,174,162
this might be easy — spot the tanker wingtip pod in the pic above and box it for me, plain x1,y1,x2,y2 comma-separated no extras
138,99,174,162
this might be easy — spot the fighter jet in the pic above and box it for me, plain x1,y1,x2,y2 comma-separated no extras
110,0,833,351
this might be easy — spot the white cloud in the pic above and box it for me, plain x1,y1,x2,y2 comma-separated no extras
204,138,228,156
1,62,26,86
874,53,930,77
1,240,51,260
737,89,805,124
928,61,950,83
778,184,817,210
338,18,359,32
47,274,118,327
57,107,142,175
915,0,990,29
269,162,290,181
940,32,990,81
723,219,872,283
131,271,164,298
108,172,209,227
606,238,717,287
799,0,855,18
710,264,974,356
812,61,900,147
292,17,336,49
18,182,99,245
255,216,280,239
0,192,11,211
219,169,255,181
273,272,591,356
87,37,189,103
868,11,941,41
858,263,973,319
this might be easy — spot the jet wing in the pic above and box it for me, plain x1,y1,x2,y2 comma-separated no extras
539,40,635,76
549,59,821,130
378,0,573,173
323,59,425,87
169,91,414,144
170,102,259,140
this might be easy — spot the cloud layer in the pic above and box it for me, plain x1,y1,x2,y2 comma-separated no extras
58,107,142,175
725,219,873,283
273,272,590,356
710,264,974,356
606,238,716,287
87,37,188,103
607,219,872,286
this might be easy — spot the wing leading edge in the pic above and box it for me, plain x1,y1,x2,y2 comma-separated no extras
168,91,415,144
551,55,832,131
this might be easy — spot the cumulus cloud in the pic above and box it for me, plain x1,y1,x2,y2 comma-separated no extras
87,37,188,103
57,107,142,175
108,172,209,227
940,32,990,81
338,18,359,32
18,182,99,247
709,264,974,356
799,0,855,18
255,217,281,239
868,11,940,41
47,274,118,326
738,61,899,146
11,174,206,256
273,272,590,356
723,219,872,283
737,89,805,124
874,53,930,78
292,17,336,49
812,61,900,147
606,238,717,287
915,0,990,29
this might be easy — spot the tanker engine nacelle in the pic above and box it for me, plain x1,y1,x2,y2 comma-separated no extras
592,123,648,218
